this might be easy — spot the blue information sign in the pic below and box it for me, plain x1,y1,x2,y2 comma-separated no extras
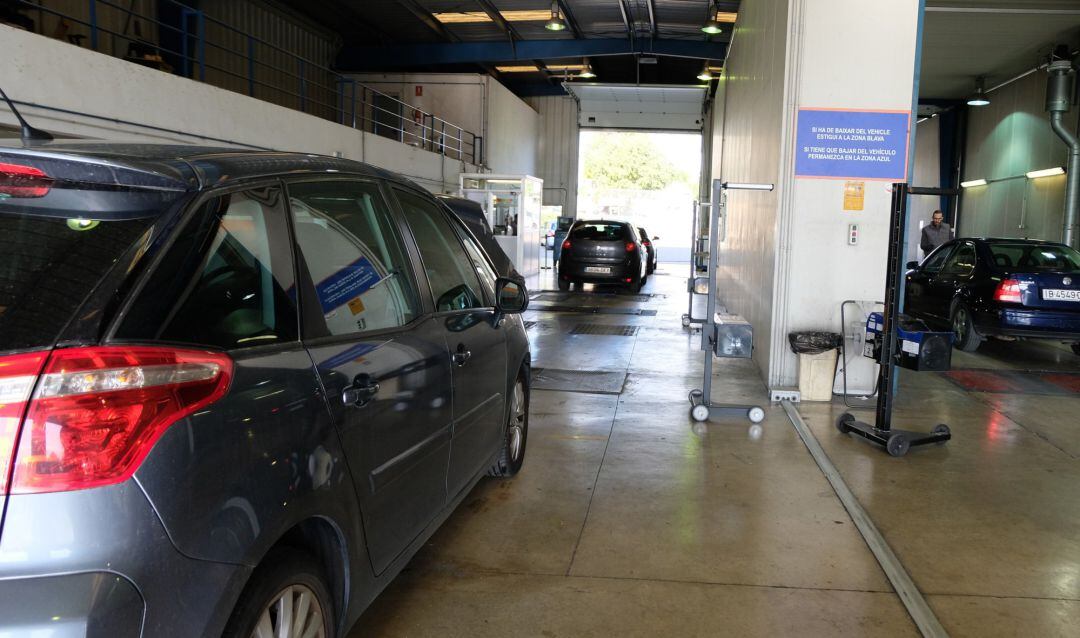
315,256,381,314
794,109,911,181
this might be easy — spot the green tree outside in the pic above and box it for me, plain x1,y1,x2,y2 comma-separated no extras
581,132,693,191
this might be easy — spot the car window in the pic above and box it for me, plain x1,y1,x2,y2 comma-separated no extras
989,243,1080,271
570,222,629,241
920,245,954,273
942,243,977,276
452,221,498,301
395,188,487,312
288,180,421,337
117,186,298,349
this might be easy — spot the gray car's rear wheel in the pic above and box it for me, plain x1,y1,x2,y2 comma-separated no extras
225,549,334,638
489,372,529,477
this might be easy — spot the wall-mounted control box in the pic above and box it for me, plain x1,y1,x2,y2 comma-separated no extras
848,223,858,245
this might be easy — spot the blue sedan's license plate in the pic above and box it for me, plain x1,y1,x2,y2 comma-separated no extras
1043,289,1080,302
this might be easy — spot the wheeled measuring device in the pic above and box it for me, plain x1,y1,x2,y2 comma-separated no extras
688,180,773,424
836,183,953,456
681,201,711,329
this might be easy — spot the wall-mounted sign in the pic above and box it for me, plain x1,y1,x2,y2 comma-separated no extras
795,108,910,181
843,181,865,210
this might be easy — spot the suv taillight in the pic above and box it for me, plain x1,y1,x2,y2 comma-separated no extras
994,279,1023,303
562,239,572,250
625,242,636,252
3,346,232,495
0,351,50,496
0,162,53,198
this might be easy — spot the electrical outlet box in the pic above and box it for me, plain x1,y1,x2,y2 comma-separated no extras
848,223,858,245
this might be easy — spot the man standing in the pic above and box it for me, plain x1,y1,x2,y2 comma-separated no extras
920,210,952,256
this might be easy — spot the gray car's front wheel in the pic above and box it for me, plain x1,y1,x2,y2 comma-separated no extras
489,372,529,477
225,549,335,638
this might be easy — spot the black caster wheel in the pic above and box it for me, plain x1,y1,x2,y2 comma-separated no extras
688,389,703,404
836,412,855,434
932,424,951,442
886,433,910,457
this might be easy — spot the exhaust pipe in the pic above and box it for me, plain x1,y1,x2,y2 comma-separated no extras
1046,60,1079,248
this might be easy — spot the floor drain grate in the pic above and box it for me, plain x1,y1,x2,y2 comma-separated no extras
570,323,639,336
531,368,628,394
523,320,537,329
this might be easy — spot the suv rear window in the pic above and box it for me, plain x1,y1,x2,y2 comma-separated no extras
570,222,628,241
0,184,178,352
988,243,1080,271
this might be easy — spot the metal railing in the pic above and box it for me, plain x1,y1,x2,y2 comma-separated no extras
8,0,482,164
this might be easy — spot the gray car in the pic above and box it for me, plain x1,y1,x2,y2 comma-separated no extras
0,142,531,637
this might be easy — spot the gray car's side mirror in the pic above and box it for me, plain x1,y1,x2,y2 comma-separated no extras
495,277,528,314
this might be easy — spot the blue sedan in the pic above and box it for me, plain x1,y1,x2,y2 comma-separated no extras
905,238,1080,354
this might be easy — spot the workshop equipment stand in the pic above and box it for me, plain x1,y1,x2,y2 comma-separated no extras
688,179,772,424
836,183,952,456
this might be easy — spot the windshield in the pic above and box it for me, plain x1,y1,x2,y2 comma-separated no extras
0,183,180,352
570,222,628,241
987,243,1080,272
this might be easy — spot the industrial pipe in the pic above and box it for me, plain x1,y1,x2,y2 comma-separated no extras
1046,60,1079,248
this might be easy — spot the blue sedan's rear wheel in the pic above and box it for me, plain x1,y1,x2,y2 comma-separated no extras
951,304,982,352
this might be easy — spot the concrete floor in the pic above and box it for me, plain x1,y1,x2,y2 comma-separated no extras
351,262,1080,637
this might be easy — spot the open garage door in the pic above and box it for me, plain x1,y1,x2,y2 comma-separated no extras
564,83,707,131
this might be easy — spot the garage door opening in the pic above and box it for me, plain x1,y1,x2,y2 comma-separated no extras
577,130,701,263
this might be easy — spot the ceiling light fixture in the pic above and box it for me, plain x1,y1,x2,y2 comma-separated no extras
960,178,988,188
1026,167,1066,179
967,76,990,107
697,63,714,82
701,3,723,35
578,58,596,79
545,1,567,31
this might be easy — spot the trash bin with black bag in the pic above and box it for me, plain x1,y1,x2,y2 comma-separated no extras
789,331,843,401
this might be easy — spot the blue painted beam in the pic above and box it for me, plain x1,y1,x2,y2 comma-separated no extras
337,38,729,69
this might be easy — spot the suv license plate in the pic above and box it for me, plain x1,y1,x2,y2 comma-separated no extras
585,266,611,274
1043,289,1080,302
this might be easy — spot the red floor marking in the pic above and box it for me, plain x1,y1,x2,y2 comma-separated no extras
1040,373,1080,394
942,370,1020,393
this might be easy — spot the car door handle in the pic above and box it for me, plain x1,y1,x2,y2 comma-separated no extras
452,344,472,367
342,375,380,407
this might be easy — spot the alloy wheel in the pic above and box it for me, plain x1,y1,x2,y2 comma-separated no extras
252,584,325,638
509,380,526,462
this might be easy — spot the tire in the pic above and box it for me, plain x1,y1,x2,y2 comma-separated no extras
691,404,710,422
950,303,982,352
224,548,335,638
1072,343,1080,357
748,407,766,423
558,278,570,291
629,276,643,294
489,371,529,477
886,433,910,457
836,412,855,434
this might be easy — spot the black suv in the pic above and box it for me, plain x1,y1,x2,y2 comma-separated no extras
0,142,531,637
557,219,648,292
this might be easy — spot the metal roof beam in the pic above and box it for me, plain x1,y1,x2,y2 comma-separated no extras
646,0,657,38
557,0,585,39
474,0,521,41
338,38,730,69
394,0,459,42
618,0,635,44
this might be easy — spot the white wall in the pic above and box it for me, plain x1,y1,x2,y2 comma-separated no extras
711,0,920,389
960,69,1076,243
911,116,943,263
776,0,920,389
710,0,793,383
486,80,539,176
345,72,486,144
0,25,475,193
527,96,579,219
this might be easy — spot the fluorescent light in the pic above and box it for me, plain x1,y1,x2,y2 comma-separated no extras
1026,167,1065,179
960,178,988,188
495,65,540,73
434,10,551,24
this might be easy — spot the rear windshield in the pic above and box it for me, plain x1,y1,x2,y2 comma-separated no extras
988,243,1080,272
570,222,629,241
0,184,180,352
